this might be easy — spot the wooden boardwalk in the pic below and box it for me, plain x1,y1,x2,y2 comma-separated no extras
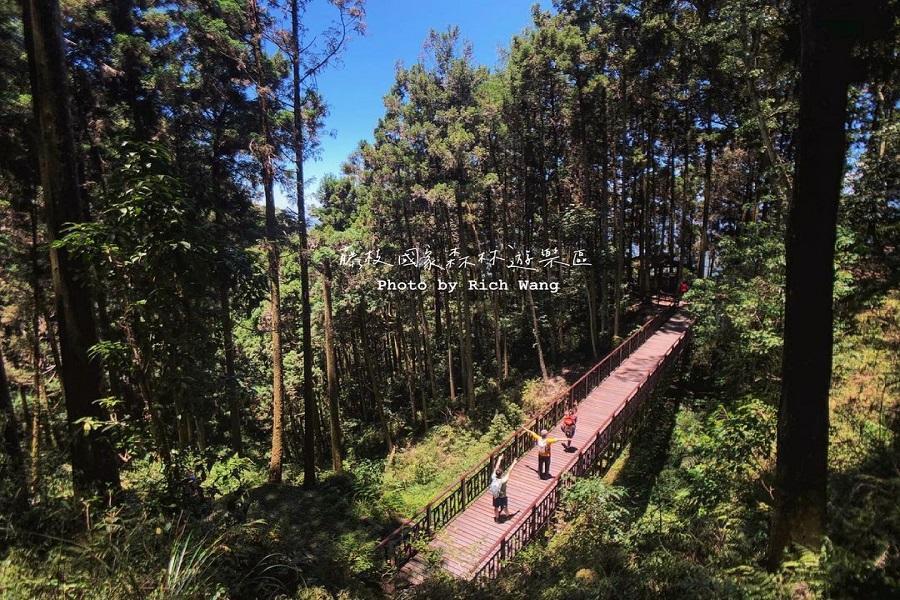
397,310,692,585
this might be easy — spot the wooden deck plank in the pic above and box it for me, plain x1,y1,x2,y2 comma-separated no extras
396,310,691,584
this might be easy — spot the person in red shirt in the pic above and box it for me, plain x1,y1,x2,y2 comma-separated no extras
561,408,578,450
677,280,689,305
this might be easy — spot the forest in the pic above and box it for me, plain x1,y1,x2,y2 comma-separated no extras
0,0,897,598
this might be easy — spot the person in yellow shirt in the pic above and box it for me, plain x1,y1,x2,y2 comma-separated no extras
523,427,563,479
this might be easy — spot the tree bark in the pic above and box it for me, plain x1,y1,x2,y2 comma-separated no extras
767,0,855,568
455,194,475,410
1,342,28,509
361,317,392,454
322,262,342,473
21,0,120,499
697,113,713,278
290,0,318,488
247,0,287,484
527,287,550,380
211,156,241,455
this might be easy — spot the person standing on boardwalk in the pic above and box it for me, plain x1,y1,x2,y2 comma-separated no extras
490,455,518,522
561,408,578,450
676,280,689,306
523,427,563,479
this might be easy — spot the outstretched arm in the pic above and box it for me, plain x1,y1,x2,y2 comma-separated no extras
501,458,518,483
522,427,540,440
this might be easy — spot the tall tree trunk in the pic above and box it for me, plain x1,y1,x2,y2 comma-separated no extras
668,143,677,259
493,295,504,380
247,0,287,484
17,387,32,456
697,113,713,278
211,160,241,455
1,342,28,509
29,195,45,492
219,268,240,455
290,0,318,488
455,194,475,410
678,125,692,285
123,320,170,464
527,287,550,380
586,275,598,358
21,0,120,499
767,0,855,568
361,317,392,453
322,262,342,473
613,140,626,339
109,0,155,138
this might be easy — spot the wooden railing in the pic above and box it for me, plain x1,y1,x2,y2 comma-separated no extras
377,304,678,570
471,320,692,582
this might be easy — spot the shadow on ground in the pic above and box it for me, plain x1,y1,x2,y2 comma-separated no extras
607,375,684,520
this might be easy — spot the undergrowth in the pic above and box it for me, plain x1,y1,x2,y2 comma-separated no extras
408,283,899,599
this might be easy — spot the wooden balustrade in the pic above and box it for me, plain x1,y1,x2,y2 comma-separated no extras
471,323,693,582
377,305,679,570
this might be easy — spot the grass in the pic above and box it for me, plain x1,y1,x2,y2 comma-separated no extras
380,374,575,516
403,287,900,599
381,423,501,515
829,289,900,472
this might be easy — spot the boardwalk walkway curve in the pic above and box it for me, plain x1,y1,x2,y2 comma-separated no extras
379,304,692,586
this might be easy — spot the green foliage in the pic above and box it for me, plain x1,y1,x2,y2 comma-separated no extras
1,0,896,597
686,222,785,396
520,378,547,415
203,453,265,498
674,398,775,513
382,425,492,514
410,240,898,599
157,531,226,599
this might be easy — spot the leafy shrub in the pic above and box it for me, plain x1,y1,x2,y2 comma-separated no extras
203,453,265,498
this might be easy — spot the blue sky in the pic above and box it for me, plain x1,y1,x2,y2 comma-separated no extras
276,0,552,208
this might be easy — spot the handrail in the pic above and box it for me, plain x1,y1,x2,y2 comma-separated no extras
377,304,678,570
471,321,693,581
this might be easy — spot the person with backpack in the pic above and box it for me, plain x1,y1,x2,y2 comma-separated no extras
490,455,518,522
523,427,563,479
561,408,578,450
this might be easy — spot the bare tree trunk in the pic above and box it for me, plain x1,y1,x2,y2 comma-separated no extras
18,387,32,453
21,0,120,499
767,0,855,568
247,0,287,484
28,386,42,493
697,113,713,278
613,145,625,339
361,318,393,453
527,287,550,380
29,197,45,492
322,262,342,473
586,275,598,358
492,295,504,380
447,343,456,406
678,125,692,285
1,342,28,509
290,0,318,488
123,321,170,464
593,84,608,347
211,159,241,455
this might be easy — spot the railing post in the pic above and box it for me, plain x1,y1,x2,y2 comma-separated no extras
426,502,432,534
500,536,507,561
460,475,467,506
